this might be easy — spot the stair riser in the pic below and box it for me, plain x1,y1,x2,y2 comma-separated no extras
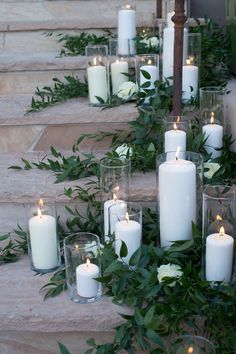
0,69,86,95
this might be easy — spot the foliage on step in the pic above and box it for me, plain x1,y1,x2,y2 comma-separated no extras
28,18,229,113
27,76,88,113
54,224,236,354
0,226,28,264
190,18,231,87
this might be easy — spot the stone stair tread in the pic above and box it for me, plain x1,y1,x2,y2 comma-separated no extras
0,52,87,72
0,256,131,332
0,94,137,126
0,0,155,32
0,151,156,203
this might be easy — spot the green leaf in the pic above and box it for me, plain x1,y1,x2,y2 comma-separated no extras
120,241,128,258
0,234,10,241
140,69,151,80
57,342,71,354
144,305,155,326
129,247,141,266
146,329,163,347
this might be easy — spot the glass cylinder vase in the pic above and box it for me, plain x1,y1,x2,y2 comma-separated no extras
26,198,61,273
203,185,236,285
99,157,131,242
156,151,203,249
163,115,190,153
136,54,159,104
85,45,109,106
200,86,226,126
168,335,216,354
182,33,201,104
117,4,136,56
109,201,142,264
64,232,102,303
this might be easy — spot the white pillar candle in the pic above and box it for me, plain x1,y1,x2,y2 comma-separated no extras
115,213,141,263
87,57,108,105
111,60,129,95
104,196,126,242
29,208,58,270
206,227,234,283
202,112,223,159
159,151,196,248
118,5,136,55
162,12,188,82
164,123,186,153
182,59,199,101
76,259,99,298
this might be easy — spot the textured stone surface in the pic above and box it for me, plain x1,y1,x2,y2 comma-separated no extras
0,331,115,354
0,257,131,332
226,78,236,152
0,0,155,31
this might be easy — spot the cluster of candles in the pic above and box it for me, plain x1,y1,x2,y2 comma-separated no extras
87,6,199,105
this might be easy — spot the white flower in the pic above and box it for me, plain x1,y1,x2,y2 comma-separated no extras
204,162,221,179
115,144,133,159
140,36,159,48
157,263,183,287
117,81,137,100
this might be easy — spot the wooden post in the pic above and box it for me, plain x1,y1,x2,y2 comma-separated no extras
171,0,187,115
156,0,162,18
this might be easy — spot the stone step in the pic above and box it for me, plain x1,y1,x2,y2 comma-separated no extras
0,94,137,152
0,150,156,233
0,52,87,94
0,0,155,54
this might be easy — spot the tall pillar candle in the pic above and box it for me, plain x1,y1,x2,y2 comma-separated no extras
87,57,108,105
115,213,141,263
164,123,186,153
118,5,136,55
202,113,223,159
29,208,58,270
205,227,234,283
159,154,196,248
182,59,199,101
76,259,99,298
162,12,188,82
111,59,129,95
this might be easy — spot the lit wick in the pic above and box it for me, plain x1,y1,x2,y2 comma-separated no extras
86,258,90,268
173,122,178,131
125,212,129,223
210,112,215,125
219,226,225,236
175,146,181,161
187,347,194,354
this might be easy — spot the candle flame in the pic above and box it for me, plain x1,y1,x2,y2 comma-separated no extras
186,59,191,65
187,347,194,354
75,244,79,251
147,59,152,65
86,258,91,267
173,122,178,131
37,207,42,218
177,116,180,123
175,146,181,160
125,4,131,9
125,212,129,223
38,198,44,208
219,226,225,236
93,57,97,66
210,112,215,125
216,214,223,222
113,193,118,202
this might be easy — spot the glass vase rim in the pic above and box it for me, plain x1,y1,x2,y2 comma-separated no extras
200,86,226,93
63,232,100,249
99,157,131,169
109,201,142,218
168,334,216,352
157,151,203,163
203,184,236,200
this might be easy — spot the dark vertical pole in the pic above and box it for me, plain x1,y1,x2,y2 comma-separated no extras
156,0,162,18
171,0,187,115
